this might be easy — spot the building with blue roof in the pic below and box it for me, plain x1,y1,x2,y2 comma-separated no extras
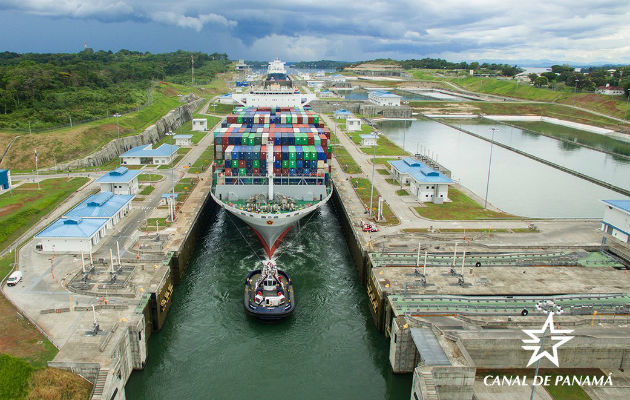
334,109,353,120
389,157,453,204
368,90,401,106
601,200,630,244
95,167,141,195
174,134,193,146
360,133,378,146
65,192,134,229
0,169,10,191
35,217,109,253
120,144,179,166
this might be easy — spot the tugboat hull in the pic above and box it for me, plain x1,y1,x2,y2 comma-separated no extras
244,269,295,321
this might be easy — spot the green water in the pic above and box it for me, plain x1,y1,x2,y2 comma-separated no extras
125,204,411,399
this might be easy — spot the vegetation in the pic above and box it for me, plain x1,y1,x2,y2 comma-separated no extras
414,187,517,220
205,103,234,115
138,174,162,182
396,189,409,196
0,50,229,131
139,185,154,196
333,146,362,174
376,169,389,175
0,178,89,253
174,178,197,193
364,135,408,156
0,354,33,399
293,60,350,70
189,147,214,174
25,367,93,400
350,177,399,225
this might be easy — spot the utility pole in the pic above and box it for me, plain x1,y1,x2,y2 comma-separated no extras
113,113,122,165
191,55,195,86
484,128,497,209
369,140,376,218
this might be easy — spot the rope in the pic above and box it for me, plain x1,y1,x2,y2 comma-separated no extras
223,211,264,262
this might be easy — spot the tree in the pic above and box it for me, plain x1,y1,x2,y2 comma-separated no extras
528,73,538,83
534,76,548,87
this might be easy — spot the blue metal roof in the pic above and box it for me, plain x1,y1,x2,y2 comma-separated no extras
389,158,453,184
161,193,179,199
65,192,134,219
95,167,141,184
370,90,401,98
174,134,193,139
120,144,179,158
360,134,379,139
334,109,352,114
602,200,630,213
36,217,109,239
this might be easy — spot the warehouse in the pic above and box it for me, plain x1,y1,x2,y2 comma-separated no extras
120,144,179,165
389,157,452,203
65,192,134,229
601,200,630,244
95,167,141,195
34,217,109,253
368,90,402,106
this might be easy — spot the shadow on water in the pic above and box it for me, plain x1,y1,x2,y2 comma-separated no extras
125,203,412,399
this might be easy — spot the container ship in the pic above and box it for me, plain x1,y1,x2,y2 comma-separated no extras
210,60,332,258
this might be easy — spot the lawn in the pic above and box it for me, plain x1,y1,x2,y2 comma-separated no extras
333,146,362,174
157,154,184,169
141,217,173,231
507,121,630,156
376,168,390,175
372,157,399,166
189,147,214,174
0,178,89,253
139,186,155,196
350,177,399,225
396,189,409,196
138,174,162,182
359,134,409,156
414,187,517,220
206,103,236,115
174,178,197,193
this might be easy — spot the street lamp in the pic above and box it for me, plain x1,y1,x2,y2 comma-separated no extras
368,137,376,218
573,79,579,107
483,128,497,209
113,113,122,165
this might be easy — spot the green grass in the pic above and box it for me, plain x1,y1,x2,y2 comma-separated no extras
414,187,517,220
0,253,14,281
174,178,196,193
333,146,362,174
350,177,399,225
0,178,89,253
359,135,408,156
371,157,399,166
0,353,34,399
206,103,236,115
138,174,162,182
141,217,172,231
376,168,389,175
396,189,409,196
507,121,630,156
139,186,154,196
385,178,399,185
189,147,214,174
157,155,184,169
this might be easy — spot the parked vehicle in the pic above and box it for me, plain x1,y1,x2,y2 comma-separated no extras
6,271,22,286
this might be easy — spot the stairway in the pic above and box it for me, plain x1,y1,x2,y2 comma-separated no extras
90,369,109,400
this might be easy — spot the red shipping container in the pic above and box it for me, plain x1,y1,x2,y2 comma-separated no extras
224,168,231,176
281,168,289,176
327,152,332,160
273,168,282,175
253,168,260,175
307,133,314,145
260,145,267,158
222,132,230,146
239,160,246,168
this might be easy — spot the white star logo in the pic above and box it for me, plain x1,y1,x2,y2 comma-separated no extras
521,312,574,367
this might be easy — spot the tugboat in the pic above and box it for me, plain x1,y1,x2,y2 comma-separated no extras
244,260,295,321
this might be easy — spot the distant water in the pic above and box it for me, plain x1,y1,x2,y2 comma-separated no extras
377,119,625,218
125,204,411,399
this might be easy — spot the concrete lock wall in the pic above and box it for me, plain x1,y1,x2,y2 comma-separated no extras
44,95,203,171
432,366,475,400
389,317,417,373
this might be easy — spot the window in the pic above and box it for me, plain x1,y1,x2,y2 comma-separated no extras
138,332,142,341
426,186,429,189
431,186,434,189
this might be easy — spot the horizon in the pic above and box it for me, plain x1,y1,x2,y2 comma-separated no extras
0,1,628,65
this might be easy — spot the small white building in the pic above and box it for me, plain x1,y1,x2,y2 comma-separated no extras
218,94,236,104
174,134,193,147
307,80,324,89
601,200,630,244
161,193,179,206
95,167,141,195
596,84,624,96
334,109,353,120
389,157,453,204
346,117,362,132
120,144,179,165
235,59,248,70
192,118,208,131
368,90,402,106
360,134,379,146
35,217,109,253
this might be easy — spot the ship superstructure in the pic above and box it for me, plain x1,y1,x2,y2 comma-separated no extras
211,61,332,257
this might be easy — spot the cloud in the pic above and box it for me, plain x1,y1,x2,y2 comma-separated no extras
0,0,627,63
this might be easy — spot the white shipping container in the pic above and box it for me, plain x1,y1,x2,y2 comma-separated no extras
215,149,223,160
317,160,325,168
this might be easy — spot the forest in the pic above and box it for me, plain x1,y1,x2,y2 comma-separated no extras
0,50,230,131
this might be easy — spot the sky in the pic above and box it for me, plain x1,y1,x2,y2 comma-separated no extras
0,0,628,65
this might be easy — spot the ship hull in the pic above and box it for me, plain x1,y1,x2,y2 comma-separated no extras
210,189,333,257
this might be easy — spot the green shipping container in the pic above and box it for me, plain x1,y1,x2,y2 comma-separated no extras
282,160,289,168
313,116,319,124
287,116,292,124
247,134,254,146
239,168,247,176
314,136,321,145
237,116,243,124
253,160,260,168
289,146,296,160
232,160,239,168
327,144,332,153
289,160,297,169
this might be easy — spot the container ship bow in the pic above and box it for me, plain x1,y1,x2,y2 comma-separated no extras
210,59,332,258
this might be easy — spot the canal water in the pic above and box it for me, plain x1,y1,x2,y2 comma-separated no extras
377,119,626,218
125,205,411,399
344,89,470,102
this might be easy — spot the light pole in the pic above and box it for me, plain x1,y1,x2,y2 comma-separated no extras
483,128,497,209
573,79,579,107
113,113,122,165
369,139,376,218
